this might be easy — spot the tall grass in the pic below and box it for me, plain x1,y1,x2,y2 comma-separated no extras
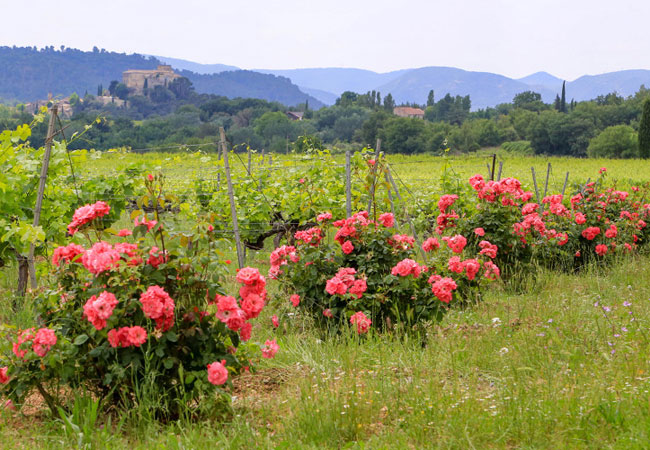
2,252,650,448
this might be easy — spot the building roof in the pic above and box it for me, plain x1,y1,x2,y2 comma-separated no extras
393,106,425,116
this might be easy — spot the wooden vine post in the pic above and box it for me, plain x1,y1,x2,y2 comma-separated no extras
366,139,382,216
25,105,58,292
345,150,352,217
219,127,245,269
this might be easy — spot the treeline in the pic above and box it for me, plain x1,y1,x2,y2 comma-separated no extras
7,74,650,158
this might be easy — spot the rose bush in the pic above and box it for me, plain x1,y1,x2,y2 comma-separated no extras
271,211,499,333
0,175,274,419
453,170,650,282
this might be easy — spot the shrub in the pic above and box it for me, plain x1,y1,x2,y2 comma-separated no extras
587,125,638,158
0,174,274,419
270,210,499,333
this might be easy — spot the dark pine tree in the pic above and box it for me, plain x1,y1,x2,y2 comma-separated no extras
560,81,567,113
554,94,561,111
427,90,435,107
639,98,650,158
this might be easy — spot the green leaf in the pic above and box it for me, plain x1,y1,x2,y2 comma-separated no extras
73,334,89,345
165,331,178,342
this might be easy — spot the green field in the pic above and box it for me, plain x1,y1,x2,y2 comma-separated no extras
81,148,650,194
3,151,650,449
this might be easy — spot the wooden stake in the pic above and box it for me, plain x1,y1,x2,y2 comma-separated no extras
386,168,425,260
543,162,551,199
247,148,252,174
561,172,570,197
220,127,245,269
490,154,496,181
366,139,382,216
26,105,58,291
345,150,352,217
497,161,503,181
531,167,540,204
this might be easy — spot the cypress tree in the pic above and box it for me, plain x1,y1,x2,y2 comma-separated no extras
639,98,650,158
554,94,561,111
560,81,567,113
427,90,435,107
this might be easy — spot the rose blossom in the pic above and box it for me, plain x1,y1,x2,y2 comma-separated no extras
207,360,229,385
350,311,372,334
262,339,279,359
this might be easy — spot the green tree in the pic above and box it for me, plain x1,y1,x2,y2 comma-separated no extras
108,80,119,97
114,83,129,100
560,81,567,113
384,93,395,112
97,84,103,96
513,91,544,111
427,90,435,107
587,125,638,158
639,98,650,158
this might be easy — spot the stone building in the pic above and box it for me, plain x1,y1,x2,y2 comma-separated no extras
122,65,181,95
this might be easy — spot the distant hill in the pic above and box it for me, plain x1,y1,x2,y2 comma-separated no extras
374,67,558,109
567,70,650,101
0,46,322,107
517,71,563,94
0,46,159,101
255,68,410,105
180,69,323,108
151,55,239,74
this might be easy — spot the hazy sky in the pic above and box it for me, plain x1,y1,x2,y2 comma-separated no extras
2,0,648,80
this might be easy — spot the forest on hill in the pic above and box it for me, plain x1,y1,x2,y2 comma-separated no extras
0,46,320,107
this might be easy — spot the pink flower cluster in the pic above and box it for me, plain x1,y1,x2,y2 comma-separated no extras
67,201,110,235
83,291,119,330
582,226,601,241
214,267,267,341
269,245,299,278
438,194,458,213
390,234,416,250
469,175,532,205
295,227,323,247
447,256,481,280
0,367,8,384
262,339,279,358
134,215,158,231
207,360,229,385
107,326,148,348
140,286,175,331
82,242,121,275
350,311,372,334
442,235,467,254
147,246,168,268
378,213,395,227
13,328,57,358
325,267,367,298
52,243,85,266
428,276,457,304
422,237,440,252
333,211,371,244
478,240,498,259
391,258,422,278
316,212,333,222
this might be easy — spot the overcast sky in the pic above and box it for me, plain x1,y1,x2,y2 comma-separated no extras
2,0,648,80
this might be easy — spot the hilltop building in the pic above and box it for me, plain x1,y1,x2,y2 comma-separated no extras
122,65,181,95
393,106,425,119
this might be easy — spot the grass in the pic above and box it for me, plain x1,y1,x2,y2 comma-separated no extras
3,252,650,448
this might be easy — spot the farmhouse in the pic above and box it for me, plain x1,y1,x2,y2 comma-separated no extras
393,106,425,118
122,65,182,95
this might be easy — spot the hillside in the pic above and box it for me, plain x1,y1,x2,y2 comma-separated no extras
180,69,323,108
375,66,557,109
151,55,239,74
567,70,650,101
0,47,321,107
